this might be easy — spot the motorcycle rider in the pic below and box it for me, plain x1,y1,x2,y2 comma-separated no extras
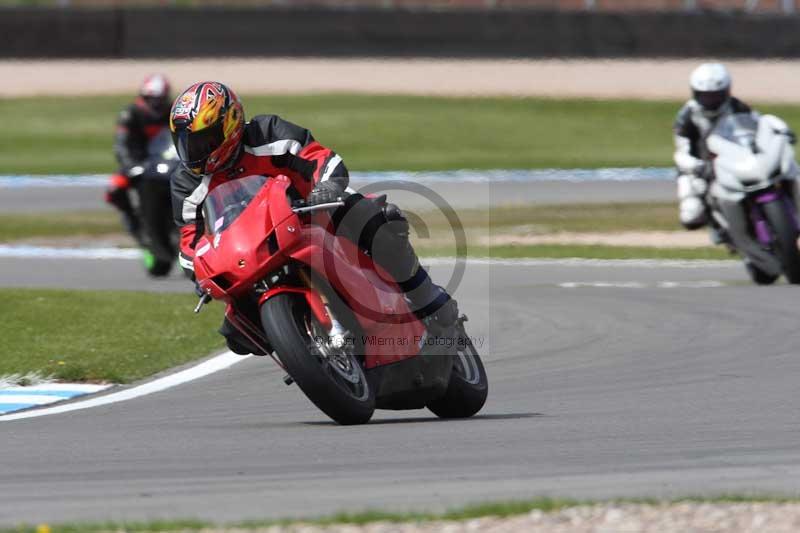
169,81,458,355
674,63,758,235
107,74,172,242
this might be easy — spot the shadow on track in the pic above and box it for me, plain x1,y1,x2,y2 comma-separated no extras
302,412,544,427
203,413,544,431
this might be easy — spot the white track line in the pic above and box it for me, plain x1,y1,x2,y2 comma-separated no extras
422,257,738,269
0,245,141,260
559,280,725,289
0,245,738,269
0,351,251,422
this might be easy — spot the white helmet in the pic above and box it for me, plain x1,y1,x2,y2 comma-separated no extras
690,63,731,114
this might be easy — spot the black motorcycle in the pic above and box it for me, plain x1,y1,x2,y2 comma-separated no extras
128,130,180,277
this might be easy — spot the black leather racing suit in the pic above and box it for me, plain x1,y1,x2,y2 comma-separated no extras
108,100,170,238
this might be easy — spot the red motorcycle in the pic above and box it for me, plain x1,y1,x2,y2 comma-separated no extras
192,174,487,425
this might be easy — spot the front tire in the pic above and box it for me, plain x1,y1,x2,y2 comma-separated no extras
261,293,375,425
145,256,173,277
745,261,779,285
427,325,488,419
762,199,800,283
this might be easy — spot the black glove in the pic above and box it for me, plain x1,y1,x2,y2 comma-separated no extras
306,181,342,207
124,164,146,183
193,280,205,299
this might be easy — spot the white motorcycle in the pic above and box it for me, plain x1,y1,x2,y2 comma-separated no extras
706,113,800,284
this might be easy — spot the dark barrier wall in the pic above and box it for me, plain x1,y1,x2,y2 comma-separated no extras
3,7,800,58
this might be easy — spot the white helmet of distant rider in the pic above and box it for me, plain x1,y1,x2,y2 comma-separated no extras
690,63,731,117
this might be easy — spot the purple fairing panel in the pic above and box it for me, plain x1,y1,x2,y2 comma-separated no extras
749,190,776,245
754,190,780,204
749,188,800,245
753,217,772,245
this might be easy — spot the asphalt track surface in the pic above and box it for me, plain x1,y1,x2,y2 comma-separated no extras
3,253,800,526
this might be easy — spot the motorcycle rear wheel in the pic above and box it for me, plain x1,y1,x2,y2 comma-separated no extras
427,324,488,419
762,199,800,284
261,293,375,425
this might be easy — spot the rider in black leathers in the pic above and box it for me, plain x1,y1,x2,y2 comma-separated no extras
107,74,172,242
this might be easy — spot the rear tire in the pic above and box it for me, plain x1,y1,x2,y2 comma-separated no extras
762,199,800,283
427,326,488,419
261,293,374,425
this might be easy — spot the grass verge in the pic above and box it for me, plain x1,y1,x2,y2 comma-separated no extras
412,201,734,260
3,203,682,243
3,203,734,260
0,210,120,242
3,496,798,533
433,202,683,233
0,289,225,384
4,202,682,241
419,244,733,260
5,94,800,174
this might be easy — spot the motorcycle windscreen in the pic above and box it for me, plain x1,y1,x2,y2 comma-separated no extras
148,129,179,161
203,175,268,236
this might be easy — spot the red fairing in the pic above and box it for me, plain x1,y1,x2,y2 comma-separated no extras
192,175,426,369
285,235,425,368
258,287,332,331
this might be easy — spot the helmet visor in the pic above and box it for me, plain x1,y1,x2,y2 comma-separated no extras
693,89,729,112
172,122,225,175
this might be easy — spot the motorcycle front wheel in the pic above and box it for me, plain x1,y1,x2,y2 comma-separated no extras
260,293,375,425
762,199,800,284
744,260,779,285
142,249,173,277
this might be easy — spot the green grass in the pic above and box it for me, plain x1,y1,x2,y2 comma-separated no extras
2,203,682,242
5,94,800,174
3,496,798,532
0,210,121,242
0,289,225,383
412,201,734,260
1,203,733,261
420,201,683,233
418,243,732,260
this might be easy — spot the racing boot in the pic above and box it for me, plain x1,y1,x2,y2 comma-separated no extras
398,267,459,334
